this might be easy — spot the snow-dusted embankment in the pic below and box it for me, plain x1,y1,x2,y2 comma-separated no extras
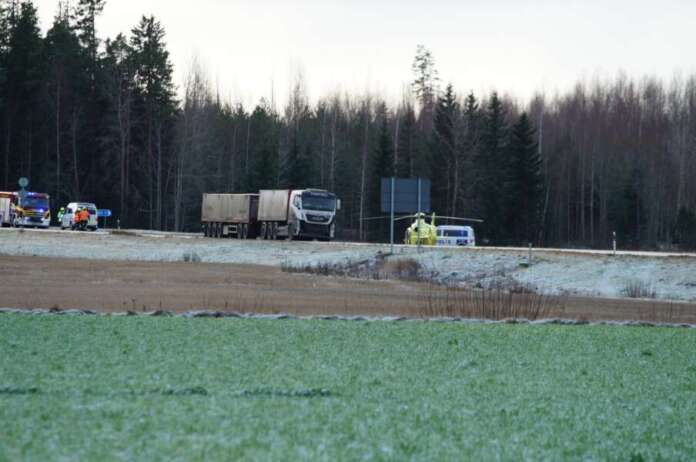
1,228,695,301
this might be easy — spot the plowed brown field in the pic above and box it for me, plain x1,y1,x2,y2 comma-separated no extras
2,255,695,323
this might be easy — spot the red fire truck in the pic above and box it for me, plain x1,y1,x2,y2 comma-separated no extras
0,191,51,228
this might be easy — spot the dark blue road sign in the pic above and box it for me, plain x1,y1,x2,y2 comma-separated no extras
380,178,431,214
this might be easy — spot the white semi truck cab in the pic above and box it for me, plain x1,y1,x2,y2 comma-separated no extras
259,189,340,241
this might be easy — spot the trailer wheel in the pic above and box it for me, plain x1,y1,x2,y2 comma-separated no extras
216,223,222,238
271,222,278,240
260,222,267,240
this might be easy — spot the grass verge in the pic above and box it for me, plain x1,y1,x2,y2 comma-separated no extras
0,315,694,460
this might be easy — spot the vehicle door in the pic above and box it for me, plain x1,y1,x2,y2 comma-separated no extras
88,207,98,227
62,207,74,228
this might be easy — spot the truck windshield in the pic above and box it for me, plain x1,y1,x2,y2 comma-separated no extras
22,197,49,210
302,193,336,212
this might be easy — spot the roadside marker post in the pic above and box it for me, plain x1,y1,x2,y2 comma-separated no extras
390,177,395,255
417,178,422,253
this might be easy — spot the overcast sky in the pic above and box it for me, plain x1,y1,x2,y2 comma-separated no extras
33,0,696,107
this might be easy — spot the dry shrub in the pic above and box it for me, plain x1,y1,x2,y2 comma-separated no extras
621,280,656,299
110,229,137,237
421,285,564,321
380,258,422,281
281,257,424,282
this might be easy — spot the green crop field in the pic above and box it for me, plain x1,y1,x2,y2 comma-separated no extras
1,315,695,461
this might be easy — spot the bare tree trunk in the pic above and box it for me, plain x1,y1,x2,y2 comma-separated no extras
4,116,10,190
174,117,184,232
330,109,337,192
118,89,126,225
26,116,32,181
245,116,251,183
359,100,370,241
320,110,326,188
393,109,400,173
451,155,459,217
590,153,595,246
156,120,163,230
71,109,81,200
229,123,237,191
148,109,153,229
56,84,61,207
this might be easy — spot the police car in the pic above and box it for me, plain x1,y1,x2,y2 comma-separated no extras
436,225,476,247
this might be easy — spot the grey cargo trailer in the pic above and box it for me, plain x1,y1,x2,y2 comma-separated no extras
201,193,259,238
258,190,291,222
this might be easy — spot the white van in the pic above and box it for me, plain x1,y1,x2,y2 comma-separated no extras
61,202,98,231
436,225,476,247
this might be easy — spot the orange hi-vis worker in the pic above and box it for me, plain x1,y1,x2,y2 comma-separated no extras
80,209,89,223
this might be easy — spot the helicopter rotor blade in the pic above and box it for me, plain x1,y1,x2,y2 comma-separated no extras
361,214,420,222
435,216,484,223
360,216,391,221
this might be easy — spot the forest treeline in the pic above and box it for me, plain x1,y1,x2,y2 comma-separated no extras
2,0,696,249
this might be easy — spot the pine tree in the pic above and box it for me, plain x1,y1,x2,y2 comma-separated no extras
43,8,85,206
432,83,458,215
411,44,438,134
458,92,480,217
250,102,279,190
477,92,508,243
102,33,134,222
370,103,393,241
396,103,416,177
130,15,176,229
505,112,543,245
74,0,105,86
3,0,42,189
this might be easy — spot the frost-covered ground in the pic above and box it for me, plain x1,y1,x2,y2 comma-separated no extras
2,228,696,301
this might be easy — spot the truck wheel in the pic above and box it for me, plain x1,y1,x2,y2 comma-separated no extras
271,223,278,240
216,223,222,238
260,222,267,240
287,223,295,241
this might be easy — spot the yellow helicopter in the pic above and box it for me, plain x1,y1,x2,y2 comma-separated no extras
398,212,483,245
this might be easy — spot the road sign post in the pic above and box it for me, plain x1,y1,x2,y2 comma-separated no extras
417,178,422,252
380,177,431,251
97,209,112,230
390,177,395,254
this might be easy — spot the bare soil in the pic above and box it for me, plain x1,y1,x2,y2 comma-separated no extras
1,255,695,323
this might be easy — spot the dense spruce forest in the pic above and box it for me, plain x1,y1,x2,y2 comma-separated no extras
2,0,696,249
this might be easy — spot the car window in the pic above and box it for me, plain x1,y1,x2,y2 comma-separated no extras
67,208,73,214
